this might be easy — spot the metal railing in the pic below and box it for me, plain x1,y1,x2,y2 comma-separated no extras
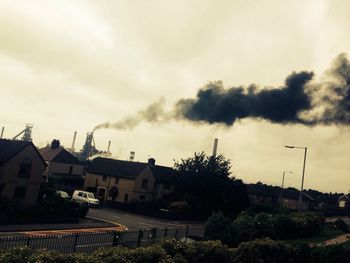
0,226,204,254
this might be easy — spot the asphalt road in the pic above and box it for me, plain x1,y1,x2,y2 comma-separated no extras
87,207,204,231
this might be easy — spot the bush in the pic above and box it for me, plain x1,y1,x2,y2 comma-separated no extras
231,213,257,245
253,213,275,238
204,212,232,244
273,214,298,239
333,218,348,233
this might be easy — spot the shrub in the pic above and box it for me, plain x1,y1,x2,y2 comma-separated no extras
204,212,232,244
273,214,298,239
253,213,275,238
231,213,256,245
333,218,348,233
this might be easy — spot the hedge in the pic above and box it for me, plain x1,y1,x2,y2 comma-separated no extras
2,239,350,263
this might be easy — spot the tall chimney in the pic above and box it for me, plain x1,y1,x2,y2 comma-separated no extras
107,140,111,153
0,127,4,139
71,131,77,152
212,138,219,157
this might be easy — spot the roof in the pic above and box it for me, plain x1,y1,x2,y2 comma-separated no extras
150,165,177,183
247,183,315,202
338,195,349,202
39,146,81,165
0,139,46,165
88,157,177,182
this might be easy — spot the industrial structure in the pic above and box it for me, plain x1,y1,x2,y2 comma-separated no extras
12,124,33,142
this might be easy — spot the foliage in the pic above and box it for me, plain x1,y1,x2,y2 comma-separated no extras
204,211,324,246
333,218,348,233
204,212,232,244
4,239,350,263
173,152,250,217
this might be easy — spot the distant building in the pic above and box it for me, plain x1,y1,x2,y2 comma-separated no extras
39,140,84,194
84,157,176,203
0,139,46,207
247,182,316,211
337,194,349,208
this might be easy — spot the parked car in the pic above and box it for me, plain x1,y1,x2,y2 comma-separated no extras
72,190,100,207
56,190,70,199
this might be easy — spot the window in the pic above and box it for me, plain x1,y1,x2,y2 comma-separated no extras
163,183,170,190
14,187,26,200
124,193,128,202
78,192,83,197
141,179,148,189
18,158,31,177
68,166,73,175
102,175,107,182
83,193,87,198
115,177,119,184
139,195,145,200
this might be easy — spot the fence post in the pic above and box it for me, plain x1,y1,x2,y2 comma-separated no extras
72,233,79,253
163,227,168,241
137,229,143,247
185,225,189,243
112,231,119,247
26,236,31,247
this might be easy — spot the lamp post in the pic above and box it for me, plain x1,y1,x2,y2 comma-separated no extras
285,145,308,211
280,171,293,207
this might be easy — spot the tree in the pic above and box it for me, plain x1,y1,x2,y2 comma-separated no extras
173,152,250,217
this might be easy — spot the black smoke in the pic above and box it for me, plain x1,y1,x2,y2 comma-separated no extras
175,71,314,125
175,53,350,126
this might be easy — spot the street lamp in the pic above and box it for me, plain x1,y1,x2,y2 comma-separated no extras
285,145,308,211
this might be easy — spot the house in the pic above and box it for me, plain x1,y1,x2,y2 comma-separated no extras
337,194,349,208
247,182,316,211
39,140,84,194
0,139,46,207
84,157,176,203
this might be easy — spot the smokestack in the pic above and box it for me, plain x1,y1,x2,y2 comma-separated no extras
212,138,219,157
0,127,4,139
107,140,111,153
71,131,77,152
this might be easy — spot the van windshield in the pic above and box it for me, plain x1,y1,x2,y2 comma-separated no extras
88,193,96,199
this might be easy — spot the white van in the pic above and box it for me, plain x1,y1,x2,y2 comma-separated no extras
72,190,100,207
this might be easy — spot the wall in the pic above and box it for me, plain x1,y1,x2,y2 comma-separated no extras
46,162,84,176
84,172,136,202
0,145,45,207
133,166,156,201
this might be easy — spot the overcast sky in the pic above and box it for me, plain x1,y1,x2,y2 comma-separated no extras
1,0,350,193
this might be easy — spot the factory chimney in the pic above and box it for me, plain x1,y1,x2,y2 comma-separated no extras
71,131,77,152
107,140,111,153
212,138,219,157
130,151,135,161
0,127,4,139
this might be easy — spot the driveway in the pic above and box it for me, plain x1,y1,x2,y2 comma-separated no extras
87,207,204,231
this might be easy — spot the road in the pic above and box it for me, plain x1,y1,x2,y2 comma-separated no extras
87,207,204,231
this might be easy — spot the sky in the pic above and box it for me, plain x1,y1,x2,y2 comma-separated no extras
1,0,350,193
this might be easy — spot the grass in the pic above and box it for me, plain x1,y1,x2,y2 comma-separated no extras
284,226,344,245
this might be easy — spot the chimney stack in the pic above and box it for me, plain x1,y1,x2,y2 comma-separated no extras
148,158,156,166
0,127,4,139
107,140,111,153
212,138,219,157
71,131,77,152
51,139,60,149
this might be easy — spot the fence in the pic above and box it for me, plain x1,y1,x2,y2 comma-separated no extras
0,226,204,254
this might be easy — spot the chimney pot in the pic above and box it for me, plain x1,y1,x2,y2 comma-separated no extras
148,158,156,166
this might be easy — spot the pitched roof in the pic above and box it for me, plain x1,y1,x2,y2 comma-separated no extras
0,139,46,165
88,157,177,181
150,165,177,183
88,157,148,179
39,146,81,165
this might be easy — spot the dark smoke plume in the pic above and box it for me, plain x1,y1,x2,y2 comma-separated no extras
95,53,350,130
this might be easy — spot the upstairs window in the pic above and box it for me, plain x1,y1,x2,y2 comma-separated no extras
115,177,119,184
18,158,32,178
14,186,26,200
102,175,107,181
141,179,148,189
